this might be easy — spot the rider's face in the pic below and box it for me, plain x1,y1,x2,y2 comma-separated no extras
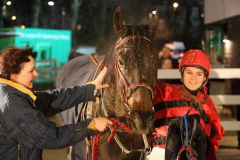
182,66,206,91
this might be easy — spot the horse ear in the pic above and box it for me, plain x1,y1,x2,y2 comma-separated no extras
113,7,126,37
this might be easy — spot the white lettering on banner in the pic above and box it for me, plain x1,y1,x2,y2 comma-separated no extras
17,32,70,40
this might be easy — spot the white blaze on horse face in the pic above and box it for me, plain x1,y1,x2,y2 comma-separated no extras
182,67,206,91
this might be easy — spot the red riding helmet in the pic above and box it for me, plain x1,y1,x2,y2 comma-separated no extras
179,50,211,76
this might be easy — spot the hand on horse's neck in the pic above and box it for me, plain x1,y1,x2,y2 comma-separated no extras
181,86,207,106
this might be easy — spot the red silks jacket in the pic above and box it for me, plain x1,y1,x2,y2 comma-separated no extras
153,80,224,151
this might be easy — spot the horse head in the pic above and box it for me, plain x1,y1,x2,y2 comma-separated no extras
102,7,158,134
56,7,159,160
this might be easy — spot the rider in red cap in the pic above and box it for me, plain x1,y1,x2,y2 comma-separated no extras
148,50,224,160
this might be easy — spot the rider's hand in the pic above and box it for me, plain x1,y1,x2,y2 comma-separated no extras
92,67,109,90
93,117,113,132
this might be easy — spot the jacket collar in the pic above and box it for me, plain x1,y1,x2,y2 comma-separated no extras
0,78,36,101
180,85,207,106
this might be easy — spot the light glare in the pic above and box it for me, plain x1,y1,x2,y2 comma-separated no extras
20,25,26,29
173,2,179,8
152,10,157,15
48,1,54,6
6,1,12,6
11,16,16,20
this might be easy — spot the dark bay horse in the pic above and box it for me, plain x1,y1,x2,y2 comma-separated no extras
56,7,158,160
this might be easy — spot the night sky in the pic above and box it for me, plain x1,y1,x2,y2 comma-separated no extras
1,0,204,48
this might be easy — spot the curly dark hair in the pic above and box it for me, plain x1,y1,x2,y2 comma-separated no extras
0,47,36,79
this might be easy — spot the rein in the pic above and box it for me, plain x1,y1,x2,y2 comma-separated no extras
177,110,198,160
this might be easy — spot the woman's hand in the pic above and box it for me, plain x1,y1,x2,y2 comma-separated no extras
92,66,109,90
93,117,113,132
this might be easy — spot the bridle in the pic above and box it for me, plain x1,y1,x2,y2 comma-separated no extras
103,35,153,156
83,35,154,159
99,87,151,158
114,35,154,114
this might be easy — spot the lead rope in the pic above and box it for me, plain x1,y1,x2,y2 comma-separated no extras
99,89,133,154
100,89,150,154
92,118,132,160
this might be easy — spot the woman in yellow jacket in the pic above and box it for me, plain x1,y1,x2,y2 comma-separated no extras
0,47,112,160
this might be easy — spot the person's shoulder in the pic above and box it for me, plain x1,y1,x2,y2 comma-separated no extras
0,92,32,122
0,88,19,103
5,93,30,110
206,95,214,103
165,82,181,89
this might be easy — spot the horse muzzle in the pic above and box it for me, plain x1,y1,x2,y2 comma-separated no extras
130,110,154,134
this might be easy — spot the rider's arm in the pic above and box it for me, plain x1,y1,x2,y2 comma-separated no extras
207,97,224,151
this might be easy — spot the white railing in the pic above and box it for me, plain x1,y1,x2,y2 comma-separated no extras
157,68,240,131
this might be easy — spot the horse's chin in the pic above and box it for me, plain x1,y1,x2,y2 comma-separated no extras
130,111,154,134
131,120,154,134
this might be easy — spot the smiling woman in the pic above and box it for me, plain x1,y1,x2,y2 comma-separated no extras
0,48,38,88
148,49,224,160
182,67,206,91
0,47,112,160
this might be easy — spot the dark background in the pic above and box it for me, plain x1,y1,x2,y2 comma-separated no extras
0,0,204,50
